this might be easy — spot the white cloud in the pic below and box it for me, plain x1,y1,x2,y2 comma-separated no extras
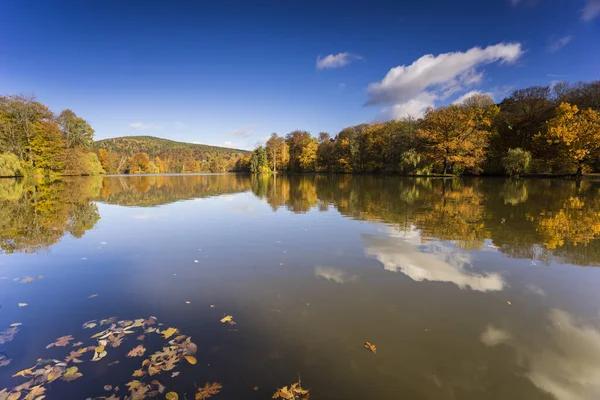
480,325,512,347
223,141,235,147
363,233,506,292
380,92,436,119
254,136,270,147
129,122,162,130
366,42,523,119
547,35,573,53
582,0,600,21
525,284,546,296
229,126,255,138
452,90,495,105
316,52,363,70
315,266,358,284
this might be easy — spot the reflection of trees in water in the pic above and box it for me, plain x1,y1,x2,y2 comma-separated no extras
0,177,101,254
254,175,600,266
96,174,252,206
3,174,600,265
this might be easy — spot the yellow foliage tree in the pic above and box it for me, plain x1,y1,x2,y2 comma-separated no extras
417,104,499,174
541,102,600,176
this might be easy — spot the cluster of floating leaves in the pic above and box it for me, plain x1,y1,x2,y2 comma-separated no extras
0,316,224,400
1,315,311,400
272,381,310,400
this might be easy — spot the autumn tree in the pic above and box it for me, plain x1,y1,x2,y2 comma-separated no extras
129,152,151,174
285,130,312,171
418,104,499,174
28,121,65,173
0,95,54,163
317,132,334,171
265,133,289,172
298,137,318,171
56,109,94,148
539,103,600,176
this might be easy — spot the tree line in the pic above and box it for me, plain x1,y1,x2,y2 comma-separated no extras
0,95,248,177
242,80,600,177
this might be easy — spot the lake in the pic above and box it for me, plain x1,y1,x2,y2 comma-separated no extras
1,174,600,400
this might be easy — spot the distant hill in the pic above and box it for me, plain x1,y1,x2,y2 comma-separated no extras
94,136,249,158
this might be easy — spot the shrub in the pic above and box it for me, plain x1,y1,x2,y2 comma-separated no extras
502,148,531,177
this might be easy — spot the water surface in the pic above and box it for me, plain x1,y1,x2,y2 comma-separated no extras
1,174,600,399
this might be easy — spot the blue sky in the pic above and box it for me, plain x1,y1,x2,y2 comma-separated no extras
1,0,599,150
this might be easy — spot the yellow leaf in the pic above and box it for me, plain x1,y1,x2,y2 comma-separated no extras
8,392,22,400
95,345,105,353
161,327,177,339
166,392,179,400
185,356,197,365
132,369,144,377
220,315,236,325
365,341,377,354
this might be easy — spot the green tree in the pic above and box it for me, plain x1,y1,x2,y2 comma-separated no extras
502,148,531,177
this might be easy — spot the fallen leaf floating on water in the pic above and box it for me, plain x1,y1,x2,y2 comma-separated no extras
161,327,178,339
132,369,145,377
62,366,83,382
21,277,35,283
10,323,22,327
195,382,222,400
0,354,11,368
127,345,146,358
0,389,20,400
171,372,180,378
272,381,310,400
365,341,377,354
46,335,74,348
0,326,19,344
220,315,236,325
166,392,179,400
18,303,27,308
104,385,113,391
507,301,512,305
253,386,259,391
82,321,97,329
72,341,83,347
184,356,197,365
136,335,145,341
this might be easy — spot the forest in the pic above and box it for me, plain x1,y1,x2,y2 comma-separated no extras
0,95,248,177
244,80,600,177
2,80,599,178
